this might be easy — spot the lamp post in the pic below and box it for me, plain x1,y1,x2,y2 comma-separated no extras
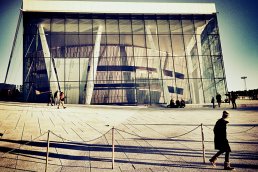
241,76,247,91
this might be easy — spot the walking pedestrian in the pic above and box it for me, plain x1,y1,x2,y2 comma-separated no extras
209,111,235,170
58,91,66,109
216,93,222,108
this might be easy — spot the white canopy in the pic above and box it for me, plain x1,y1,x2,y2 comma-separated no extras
23,0,216,14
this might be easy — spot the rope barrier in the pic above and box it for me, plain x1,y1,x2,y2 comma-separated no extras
50,128,112,144
203,125,256,134
169,125,201,139
115,124,201,140
0,131,48,159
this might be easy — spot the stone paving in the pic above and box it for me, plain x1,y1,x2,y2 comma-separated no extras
0,101,258,171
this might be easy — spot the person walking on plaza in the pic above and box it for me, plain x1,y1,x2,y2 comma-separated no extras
216,93,222,108
58,91,66,109
231,91,237,109
211,96,215,108
209,111,235,170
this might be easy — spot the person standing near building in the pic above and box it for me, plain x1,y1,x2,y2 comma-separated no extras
209,111,235,170
47,91,54,106
231,91,237,109
211,96,215,108
58,91,66,109
216,93,222,108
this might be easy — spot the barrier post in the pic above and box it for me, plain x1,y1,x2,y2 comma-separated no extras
45,130,50,172
112,127,115,169
201,123,205,164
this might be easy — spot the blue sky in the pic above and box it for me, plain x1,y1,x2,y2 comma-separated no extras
0,0,257,91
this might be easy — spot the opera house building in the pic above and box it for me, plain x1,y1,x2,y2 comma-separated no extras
22,0,227,105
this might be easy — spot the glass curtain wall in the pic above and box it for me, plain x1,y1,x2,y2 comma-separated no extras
23,13,227,105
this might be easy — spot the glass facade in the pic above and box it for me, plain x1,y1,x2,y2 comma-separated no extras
23,13,227,105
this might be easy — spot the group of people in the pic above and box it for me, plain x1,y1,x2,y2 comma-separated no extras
211,92,238,109
48,90,66,109
167,99,185,108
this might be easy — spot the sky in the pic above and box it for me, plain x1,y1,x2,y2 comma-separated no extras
0,0,257,91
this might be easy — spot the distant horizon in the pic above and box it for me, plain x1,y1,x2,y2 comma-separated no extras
0,0,257,91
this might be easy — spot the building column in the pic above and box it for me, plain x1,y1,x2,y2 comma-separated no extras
85,25,103,104
145,25,170,104
185,25,206,103
38,24,59,92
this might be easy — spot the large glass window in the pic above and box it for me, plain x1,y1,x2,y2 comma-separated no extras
23,13,226,104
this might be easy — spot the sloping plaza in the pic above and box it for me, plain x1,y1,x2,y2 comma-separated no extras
0,101,258,171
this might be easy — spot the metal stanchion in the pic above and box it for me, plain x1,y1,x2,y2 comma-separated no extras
45,130,50,172
201,123,205,164
112,127,115,169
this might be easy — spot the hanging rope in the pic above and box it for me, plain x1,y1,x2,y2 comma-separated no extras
115,124,201,140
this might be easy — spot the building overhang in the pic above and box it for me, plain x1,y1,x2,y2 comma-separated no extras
22,0,216,15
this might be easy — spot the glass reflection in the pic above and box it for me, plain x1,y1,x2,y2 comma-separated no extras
23,13,226,104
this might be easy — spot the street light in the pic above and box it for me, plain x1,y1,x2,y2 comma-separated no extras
241,76,247,91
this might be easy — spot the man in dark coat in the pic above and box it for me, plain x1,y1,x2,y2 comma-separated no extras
231,91,237,109
216,93,222,107
209,111,235,170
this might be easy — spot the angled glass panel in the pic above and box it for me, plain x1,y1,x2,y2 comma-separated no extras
202,79,216,103
157,17,170,34
65,58,79,81
146,34,159,56
132,16,144,34
188,78,204,103
106,19,119,34
133,35,146,56
169,16,183,34
187,55,202,79
184,34,197,56
93,19,106,34
182,16,195,34
205,15,219,34
200,55,213,79
106,35,119,47
149,79,163,104
119,19,132,34
158,35,172,53
209,35,222,56
65,18,78,33
65,34,79,57
212,56,224,78
50,34,65,56
215,78,227,101
53,58,64,82
51,18,64,33
80,57,89,82
65,82,79,104
194,15,206,34
79,18,92,33
175,78,191,103
144,18,157,35
173,56,187,79
172,35,185,56
120,35,133,56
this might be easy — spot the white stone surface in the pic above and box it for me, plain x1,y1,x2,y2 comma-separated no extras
0,101,257,171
